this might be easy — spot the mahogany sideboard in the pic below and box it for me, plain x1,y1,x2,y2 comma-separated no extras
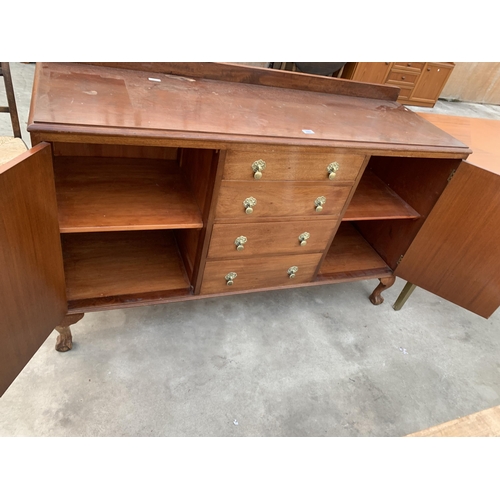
3,62,498,397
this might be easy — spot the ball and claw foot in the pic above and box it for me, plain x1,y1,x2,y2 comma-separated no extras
54,313,84,352
369,276,396,305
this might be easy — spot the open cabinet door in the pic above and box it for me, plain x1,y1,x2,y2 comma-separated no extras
0,143,67,396
395,161,500,319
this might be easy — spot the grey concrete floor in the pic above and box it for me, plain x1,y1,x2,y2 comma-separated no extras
1,63,500,437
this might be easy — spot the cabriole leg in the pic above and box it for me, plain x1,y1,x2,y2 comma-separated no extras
369,276,396,305
55,313,85,352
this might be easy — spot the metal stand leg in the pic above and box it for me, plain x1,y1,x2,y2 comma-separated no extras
393,282,417,311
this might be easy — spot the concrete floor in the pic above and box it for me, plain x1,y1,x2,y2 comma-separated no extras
1,63,500,437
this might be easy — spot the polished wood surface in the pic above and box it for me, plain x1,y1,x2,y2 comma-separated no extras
82,62,401,101
62,231,191,301
318,223,391,280
53,157,203,232
201,253,323,295
222,149,365,182
407,405,500,437
396,161,500,318
215,181,351,220
417,113,500,176
28,63,469,154
344,170,420,221
52,142,178,159
207,220,339,259
0,144,67,396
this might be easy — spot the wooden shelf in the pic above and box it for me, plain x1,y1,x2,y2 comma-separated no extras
54,157,203,232
344,170,420,221
61,231,191,304
318,222,392,281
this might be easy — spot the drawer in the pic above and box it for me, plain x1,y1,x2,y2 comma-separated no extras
200,253,323,295
386,71,419,86
215,181,352,219
392,62,425,72
223,149,365,182
207,219,339,259
398,87,413,99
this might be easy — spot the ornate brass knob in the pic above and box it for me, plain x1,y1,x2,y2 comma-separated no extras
288,266,298,279
315,196,326,212
243,197,257,214
327,162,340,180
298,232,310,246
235,236,247,251
225,272,237,286
252,159,266,179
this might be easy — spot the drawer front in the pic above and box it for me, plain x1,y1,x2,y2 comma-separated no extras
208,219,339,259
201,253,323,295
215,181,352,219
386,71,419,86
398,87,413,99
393,62,425,72
223,149,365,182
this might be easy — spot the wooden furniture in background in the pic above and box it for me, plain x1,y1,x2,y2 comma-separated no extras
4,62,495,398
341,62,455,107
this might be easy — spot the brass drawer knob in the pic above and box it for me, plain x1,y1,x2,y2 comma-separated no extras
288,266,298,279
315,196,326,212
252,159,266,179
243,197,257,214
327,162,340,180
225,272,237,286
235,236,247,251
298,232,310,246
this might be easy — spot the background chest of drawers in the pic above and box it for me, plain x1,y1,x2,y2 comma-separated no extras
5,62,497,397
340,62,455,107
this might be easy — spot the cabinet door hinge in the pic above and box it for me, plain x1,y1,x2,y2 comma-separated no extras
396,255,404,266
447,169,457,182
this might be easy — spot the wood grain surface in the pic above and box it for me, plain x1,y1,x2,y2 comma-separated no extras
0,144,67,396
318,223,391,279
222,148,365,182
82,62,401,101
51,142,178,159
53,157,203,232
395,161,500,318
201,253,322,295
215,181,352,219
28,63,470,153
61,231,191,301
207,220,339,259
344,170,420,220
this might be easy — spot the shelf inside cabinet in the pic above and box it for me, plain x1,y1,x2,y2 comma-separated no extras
61,231,191,305
317,222,392,281
343,170,420,221
54,157,203,232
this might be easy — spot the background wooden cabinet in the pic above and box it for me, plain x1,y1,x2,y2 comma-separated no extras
341,62,455,107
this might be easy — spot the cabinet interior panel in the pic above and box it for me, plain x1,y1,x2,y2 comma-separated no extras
61,231,191,302
54,157,203,232
318,222,392,280
344,170,420,221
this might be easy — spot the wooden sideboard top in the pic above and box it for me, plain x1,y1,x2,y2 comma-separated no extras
28,63,470,157
418,112,500,176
